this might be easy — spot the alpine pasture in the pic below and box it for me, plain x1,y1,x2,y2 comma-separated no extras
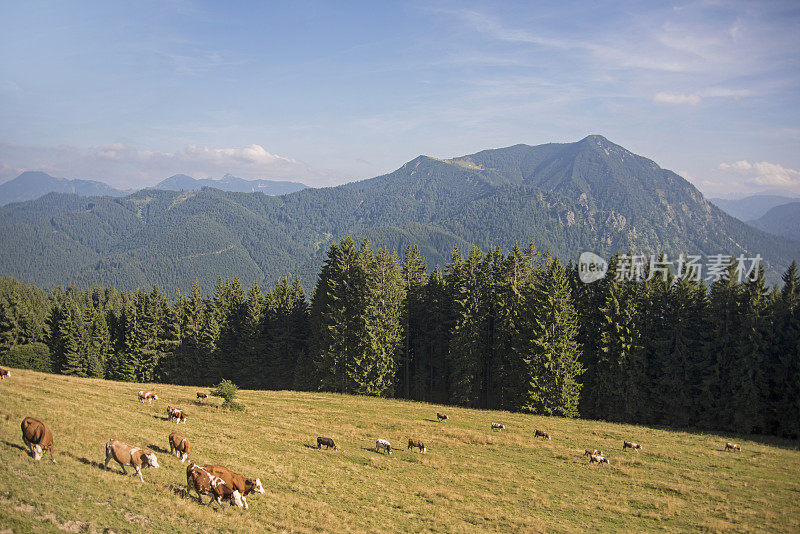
1,369,798,532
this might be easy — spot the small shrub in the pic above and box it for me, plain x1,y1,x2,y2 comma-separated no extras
1,342,53,372
211,379,244,411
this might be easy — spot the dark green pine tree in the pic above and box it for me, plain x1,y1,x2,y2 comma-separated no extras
495,243,539,411
446,246,489,407
412,265,451,403
400,245,428,399
360,246,405,397
654,274,708,427
522,256,583,417
59,298,86,377
84,303,111,378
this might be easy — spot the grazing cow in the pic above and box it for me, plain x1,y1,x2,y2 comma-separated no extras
104,439,159,482
584,449,603,457
491,422,505,431
436,413,449,422
170,408,186,424
20,417,55,463
138,391,158,404
203,464,264,510
408,439,427,453
590,454,610,465
534,430,551,440
623,441,641,452
0,367,10,380
376,439,392,454
197,392,208,400
169,432,191,462
725,442,741,452
187,463,243,510
317,437,338,450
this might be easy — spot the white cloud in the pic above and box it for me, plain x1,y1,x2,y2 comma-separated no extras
654,92,701,105
0,142,326,188
719,160,800,188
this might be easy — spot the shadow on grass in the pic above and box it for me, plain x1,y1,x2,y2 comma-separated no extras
148,444,170,455
152,415,171,422
360,446,401,456
1,440,27,453
422,419,440,423
302,443,319,450
62,450,106,470
168,483,189,499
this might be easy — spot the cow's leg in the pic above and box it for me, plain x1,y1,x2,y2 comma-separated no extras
49,446,55,463
135,466,143,482
119,462,127,475
242,495,248,510
181,453,187,463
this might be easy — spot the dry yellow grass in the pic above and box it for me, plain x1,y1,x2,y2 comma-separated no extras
0,368,799,533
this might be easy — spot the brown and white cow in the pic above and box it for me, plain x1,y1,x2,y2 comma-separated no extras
491,422,505,431
138,391,158,404
168,407,186,424
187,463,243,510
590,454,610,465
317,437,338,450
408,438,427,453
376,439,392,454
0,367,10,380
584,449,603,457
203,464,264,510
196,392,208,400
534,429,551,440
436,412,449,422
725,442,741,452
104,439,159,482
169,432,191,462
21,417,54,463
623,441,641,452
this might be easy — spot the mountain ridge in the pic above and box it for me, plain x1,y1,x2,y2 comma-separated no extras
0,136,796,293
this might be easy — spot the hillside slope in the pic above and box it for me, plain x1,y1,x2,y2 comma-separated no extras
154,173,307,195
0,136,797,292
710,194,799,221
748,202,800,241
0,369,798,532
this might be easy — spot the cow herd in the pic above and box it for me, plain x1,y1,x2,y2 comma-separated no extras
7,370,749,516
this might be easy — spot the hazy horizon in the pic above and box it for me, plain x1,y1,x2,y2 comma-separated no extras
2,1,799,196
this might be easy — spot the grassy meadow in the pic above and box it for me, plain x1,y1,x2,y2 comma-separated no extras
0,368,798,533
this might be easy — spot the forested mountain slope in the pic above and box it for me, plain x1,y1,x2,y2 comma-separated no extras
749,202,800,241
0,135,796,293
0,171,127,206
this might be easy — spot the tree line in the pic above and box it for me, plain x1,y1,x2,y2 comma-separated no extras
1,237,798,438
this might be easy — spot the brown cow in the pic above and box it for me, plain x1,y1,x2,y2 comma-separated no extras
623,441,641,452
138,390,158,404
590,454,610,465
0,367,10,380
104,439,159,482
169,432,191,462
534,429,551,440
203,464,264,510
317,437,338,450
187,463,243,510
21,417,54,463
725,442,741,452
584,449,603,457
436,412,449,422
408,438,427,453
197,392,208,400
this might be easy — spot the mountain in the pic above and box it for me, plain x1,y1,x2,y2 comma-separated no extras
154,173,307,195
0,135,797,293
748,202,800,241
709,194,799,221
0,171,128,206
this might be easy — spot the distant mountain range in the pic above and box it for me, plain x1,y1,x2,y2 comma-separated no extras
0,171,307,206
0,135,797,293
153,174,306,195
709,194,800,221
749,202,800,242
0,171,128,206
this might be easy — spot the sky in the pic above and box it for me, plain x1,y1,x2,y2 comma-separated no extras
1,0,799,196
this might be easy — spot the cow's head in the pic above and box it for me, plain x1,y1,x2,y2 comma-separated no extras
32,444,43,461
247,478,265,494
152,395,158,401
230,490,244,508
145,452,159,468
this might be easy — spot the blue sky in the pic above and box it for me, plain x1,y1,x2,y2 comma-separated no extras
1,0,798,195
